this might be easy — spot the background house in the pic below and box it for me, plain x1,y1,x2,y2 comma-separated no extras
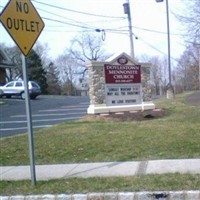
76,78,89,96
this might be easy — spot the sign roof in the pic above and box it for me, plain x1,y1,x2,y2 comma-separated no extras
0,0,45,56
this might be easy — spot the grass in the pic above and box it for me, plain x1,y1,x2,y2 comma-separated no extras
1,174,200,195
1,93,200,166
0,92,200,194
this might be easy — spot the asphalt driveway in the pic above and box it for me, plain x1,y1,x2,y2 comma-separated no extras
185,91,200,106
0,95,89,137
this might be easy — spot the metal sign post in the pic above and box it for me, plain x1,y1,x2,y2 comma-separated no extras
1,0,45,186
22,54,36,186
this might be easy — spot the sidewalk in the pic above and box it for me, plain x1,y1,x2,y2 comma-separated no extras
1,159,200,181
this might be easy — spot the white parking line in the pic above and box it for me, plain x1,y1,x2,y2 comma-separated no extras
38,108,87,112
0,125,53,131
1,101,89,136
11,112,86,118
0,117,81,124
0,120,27,124
61,105,89,108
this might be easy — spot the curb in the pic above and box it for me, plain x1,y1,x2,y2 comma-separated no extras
1,191,200,200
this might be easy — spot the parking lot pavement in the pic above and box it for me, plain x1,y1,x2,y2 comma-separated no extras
185,91,200,106
0,96,89,137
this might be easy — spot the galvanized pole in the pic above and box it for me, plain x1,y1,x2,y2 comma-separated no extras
127,0,134,58
199,48,200,90
166,0,172,86
21,54,36,186
156,0,174,98
123,0,134,58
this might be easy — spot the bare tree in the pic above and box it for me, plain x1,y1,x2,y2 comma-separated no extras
54,32,112,95
3,45,23,80
177,0,200,45
175,1,200,92
139,55,168,96
176,44,199,91
55,53,77,95
151,57,165,95
1,42,51,81
66,32,112,77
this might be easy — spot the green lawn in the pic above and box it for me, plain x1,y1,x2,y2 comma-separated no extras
1,174,200,195
1,93,200,166
0,92,200,194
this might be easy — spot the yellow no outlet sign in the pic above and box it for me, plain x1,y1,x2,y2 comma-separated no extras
0,0,45,56
0,0,45,185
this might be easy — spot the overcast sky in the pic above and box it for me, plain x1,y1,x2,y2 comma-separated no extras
0,0,187,62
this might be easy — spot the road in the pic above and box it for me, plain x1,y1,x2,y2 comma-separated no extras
0,95,89,138
185,91,200,106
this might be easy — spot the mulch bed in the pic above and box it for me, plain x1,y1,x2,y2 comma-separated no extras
81,108,165,122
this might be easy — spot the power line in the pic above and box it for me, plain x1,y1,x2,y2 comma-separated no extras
83,18,126,24
32,1,185,38
36,7,97,30
132,25,186,36
138,36,179,62
33,7,128,33
44,29,91,33
37,4,187,38
32,0,125,19
36,7,125,31
0,1,181,61
117,25,186,36
104,28,180,61
43,17,94,30
40,15,181,61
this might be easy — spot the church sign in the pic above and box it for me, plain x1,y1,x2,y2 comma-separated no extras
87,52,155,114
104,64,141,84
104,56,142,106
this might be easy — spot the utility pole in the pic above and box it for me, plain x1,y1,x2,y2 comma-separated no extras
199,47,200,90
165,0,172,87
123,0,134,58
156,0,174,99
